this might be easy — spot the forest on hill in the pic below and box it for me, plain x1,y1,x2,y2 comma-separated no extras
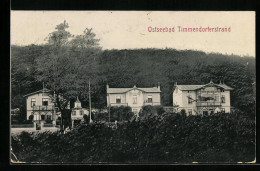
11,45,255,119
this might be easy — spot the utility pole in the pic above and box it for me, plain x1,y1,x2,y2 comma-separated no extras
108,94,111,124
89,79,93,123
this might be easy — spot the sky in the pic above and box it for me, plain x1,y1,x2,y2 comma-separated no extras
11,11,255,57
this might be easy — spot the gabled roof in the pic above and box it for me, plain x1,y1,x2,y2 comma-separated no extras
176,85,203,91
107,86,161,94
23,88,51,97
175,82,233,91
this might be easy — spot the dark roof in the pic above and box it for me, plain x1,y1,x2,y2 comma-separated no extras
107,87,161,94
23,88,51,97
176,83,233,91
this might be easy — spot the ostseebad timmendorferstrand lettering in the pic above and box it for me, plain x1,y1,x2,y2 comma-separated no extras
148,26,231,32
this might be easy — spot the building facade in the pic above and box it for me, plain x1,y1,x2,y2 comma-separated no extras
173,81,233,115
24,88,57,124
71,97,89,126
106,84,161,114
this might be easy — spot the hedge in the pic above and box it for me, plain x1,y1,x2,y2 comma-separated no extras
11,110,255,163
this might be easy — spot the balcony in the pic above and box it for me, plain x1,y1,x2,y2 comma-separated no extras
110,103,128,107
196,102,222,107
32,105,55,111
143,102,161,106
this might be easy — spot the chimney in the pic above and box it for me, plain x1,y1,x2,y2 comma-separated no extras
174,82,177,86
158,82,160,91
106,83,109,91
219,80,222,84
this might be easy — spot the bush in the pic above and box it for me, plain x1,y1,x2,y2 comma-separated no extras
11,110,255,163
94,112,109,122
29,115,34,121
110,106,133,122
139,105,165,120
22,120,33,124
180,109,186,116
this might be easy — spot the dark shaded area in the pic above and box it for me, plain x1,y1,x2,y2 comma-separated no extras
11,110,255,163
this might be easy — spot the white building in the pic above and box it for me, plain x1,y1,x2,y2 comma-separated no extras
106,83,161,114
71,97,89,126
173,81,233,115
23,88,57,124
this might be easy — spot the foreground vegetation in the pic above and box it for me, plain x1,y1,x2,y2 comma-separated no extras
11,109,255,163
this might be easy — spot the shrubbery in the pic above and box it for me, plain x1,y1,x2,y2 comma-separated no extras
11,110,255,163
110,106,134,122
139,105,165,120
29,115,34,121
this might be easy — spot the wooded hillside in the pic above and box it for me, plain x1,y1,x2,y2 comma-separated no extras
11,45,255,116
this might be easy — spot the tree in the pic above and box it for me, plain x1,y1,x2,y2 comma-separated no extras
35,21,101,130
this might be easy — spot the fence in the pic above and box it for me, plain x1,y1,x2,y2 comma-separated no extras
11,124,34,128
43,123,54,127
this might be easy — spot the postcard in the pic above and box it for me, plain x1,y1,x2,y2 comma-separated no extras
10,11,255,164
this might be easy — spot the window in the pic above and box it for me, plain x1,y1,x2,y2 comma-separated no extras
116,96,121,103
188,109,192,115
221,95,225,103
133,95,137,104
31,98,36,107
188,95,192,104
221,90,225,92
148,95,152,103
42,98,48,106
221,108,225,113
214,95,219,102
41,115,45,120
46,115,52,120
72,111,76,116
80,110,84,115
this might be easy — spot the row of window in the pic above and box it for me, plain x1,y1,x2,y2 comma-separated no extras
31,98,49,107
72,110,84,115
31,112,52,120
115,95,153,104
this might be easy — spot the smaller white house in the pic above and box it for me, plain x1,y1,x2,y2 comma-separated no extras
71,97,89,127
23,88,58,124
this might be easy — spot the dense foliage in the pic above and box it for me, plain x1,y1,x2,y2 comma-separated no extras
11,47,255,114
11,110,255,163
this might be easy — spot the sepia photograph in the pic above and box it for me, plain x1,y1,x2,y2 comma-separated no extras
10,11,255,164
